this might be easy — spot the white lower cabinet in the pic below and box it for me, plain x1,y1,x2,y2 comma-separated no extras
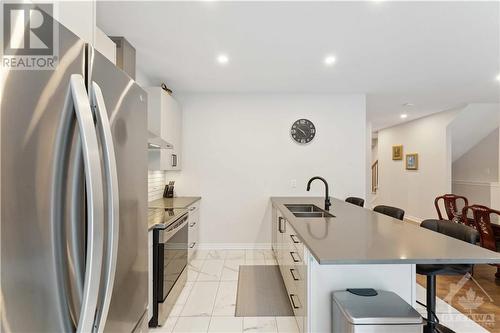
273,207,308,333
187,201,200,261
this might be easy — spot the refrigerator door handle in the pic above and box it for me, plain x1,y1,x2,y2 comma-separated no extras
90,82,120,333
66,74,105,333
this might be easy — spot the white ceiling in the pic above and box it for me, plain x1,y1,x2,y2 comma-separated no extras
96,1,500,130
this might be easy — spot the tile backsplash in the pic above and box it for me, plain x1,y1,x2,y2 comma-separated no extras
148,170,166,202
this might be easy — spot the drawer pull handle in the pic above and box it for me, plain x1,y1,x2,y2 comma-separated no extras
290,234,300,244
189,242,196,249
290,268,300,281
189,222,196,227
189,207,196,211
290,252,300,263
290,294,300,309
278,217,286,233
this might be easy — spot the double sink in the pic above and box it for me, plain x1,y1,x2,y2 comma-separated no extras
285,204,335,218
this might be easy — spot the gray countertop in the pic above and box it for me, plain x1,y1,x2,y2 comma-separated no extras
148,196,201,209
271,196,500,265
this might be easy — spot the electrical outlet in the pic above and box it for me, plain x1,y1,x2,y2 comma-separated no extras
291,179,297,188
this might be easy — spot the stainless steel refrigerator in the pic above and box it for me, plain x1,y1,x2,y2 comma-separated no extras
1,15,148,333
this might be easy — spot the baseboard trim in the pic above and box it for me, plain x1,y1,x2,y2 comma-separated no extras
453,180,500,188
197,243,272,250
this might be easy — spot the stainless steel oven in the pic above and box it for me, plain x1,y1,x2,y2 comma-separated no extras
149,212,188,327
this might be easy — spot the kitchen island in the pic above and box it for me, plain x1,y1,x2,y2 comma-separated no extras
271,197,500,332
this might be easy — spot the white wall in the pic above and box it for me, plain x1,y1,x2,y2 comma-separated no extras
449,103,500,162
377,108,460,221
452,128,499,183
135,68,154,88
172,94,367,246
452,128,499,209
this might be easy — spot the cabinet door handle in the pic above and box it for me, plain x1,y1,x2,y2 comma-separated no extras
290,252,300,263
189,242,196,249
290,234,300,244
278,217,286,233
290,294,300,309
290,268,300,281
189,222,196,227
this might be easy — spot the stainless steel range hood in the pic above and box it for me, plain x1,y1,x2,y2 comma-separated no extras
148,130,173,149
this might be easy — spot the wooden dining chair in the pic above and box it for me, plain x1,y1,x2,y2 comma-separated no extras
434,194,469,224
463,205,500,279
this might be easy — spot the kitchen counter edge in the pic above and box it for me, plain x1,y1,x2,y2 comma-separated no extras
148,196,201,209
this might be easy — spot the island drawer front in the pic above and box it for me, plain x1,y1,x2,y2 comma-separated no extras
291,241,304,262
281,253,296,294
287,224,305,262
273,208,307,333
282,226,307,333
283,223,302,265
288,291,305,333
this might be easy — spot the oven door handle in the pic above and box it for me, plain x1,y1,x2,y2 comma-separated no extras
162,216,188,242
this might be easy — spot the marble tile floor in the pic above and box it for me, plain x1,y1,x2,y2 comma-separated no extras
150,249,488,333
149,249,300,333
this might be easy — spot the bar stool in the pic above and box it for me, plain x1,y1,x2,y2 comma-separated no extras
373,205,405,220
345,197,364,207
417,219,478,333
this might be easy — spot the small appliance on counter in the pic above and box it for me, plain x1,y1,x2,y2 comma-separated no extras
163,181,175,198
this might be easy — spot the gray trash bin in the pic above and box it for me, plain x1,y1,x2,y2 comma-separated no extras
332,290,423,333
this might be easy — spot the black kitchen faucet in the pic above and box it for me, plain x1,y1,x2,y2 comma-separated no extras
306,176,331,211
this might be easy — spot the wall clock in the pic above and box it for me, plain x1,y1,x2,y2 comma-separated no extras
291,119,316,144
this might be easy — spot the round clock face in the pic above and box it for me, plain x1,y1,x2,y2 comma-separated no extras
291,119,316,144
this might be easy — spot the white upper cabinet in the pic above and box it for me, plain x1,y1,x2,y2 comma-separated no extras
53,1,116,64
95,28,116,64
53,1,95,43
146,87,182,171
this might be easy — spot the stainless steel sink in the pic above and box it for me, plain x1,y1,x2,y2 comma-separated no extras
284,204,335,218
285,204,324,213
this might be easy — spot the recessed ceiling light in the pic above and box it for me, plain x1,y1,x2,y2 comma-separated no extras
324,55,336,66
216,54,229,65
400,114,408,119
496,73,500,81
